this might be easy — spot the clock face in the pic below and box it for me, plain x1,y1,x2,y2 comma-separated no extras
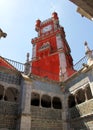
42,25,52,33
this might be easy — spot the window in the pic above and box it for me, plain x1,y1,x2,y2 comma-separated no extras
31,92,40,106
75,89,85,104
68,94,76,108
41,95,51,108
52,97,62,109
0,84,4,100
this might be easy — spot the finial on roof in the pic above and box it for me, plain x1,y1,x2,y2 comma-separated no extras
84,41,91,54
52,12,58,21
26,53,30,62
24,53,31,75
35,19,41,32
84,41,93,66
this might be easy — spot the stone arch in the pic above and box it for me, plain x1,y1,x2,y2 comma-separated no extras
52,97,62,109
31,92,40,106
4,87,19,102
68,94,76,108
0,84,4,100
75,89,85,104
85,84,92,100
41,94,51,108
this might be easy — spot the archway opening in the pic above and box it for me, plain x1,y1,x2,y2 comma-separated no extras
5,87,19,102
68,94,76,108
0,84,4,100
76,89,85,104
31,92,40,106
41,95,51,108
52,97,62,109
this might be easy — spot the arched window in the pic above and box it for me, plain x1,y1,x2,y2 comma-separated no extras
52,97,62,109
0,84,4,100
76,89,85,104
5,87,19,102
41,95,51,108
68,94,76,108
31,92,40,106
85,85,92,100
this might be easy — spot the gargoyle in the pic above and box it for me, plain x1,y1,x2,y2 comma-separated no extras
0,28,7,38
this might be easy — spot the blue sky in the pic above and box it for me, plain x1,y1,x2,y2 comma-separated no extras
0,0,93,64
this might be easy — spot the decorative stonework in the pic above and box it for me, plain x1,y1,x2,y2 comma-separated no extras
84,41,93,66
0,28,7,38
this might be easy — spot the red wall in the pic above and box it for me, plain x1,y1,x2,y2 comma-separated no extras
32,53,60,81
31,33,61,81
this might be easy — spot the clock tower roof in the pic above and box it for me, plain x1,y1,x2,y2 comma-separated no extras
52,12,58,20
35,12,59,27
35,12,60,37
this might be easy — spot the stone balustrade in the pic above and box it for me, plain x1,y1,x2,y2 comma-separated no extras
69,99,93,119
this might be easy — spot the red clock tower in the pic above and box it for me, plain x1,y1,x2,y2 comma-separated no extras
31,12,75,81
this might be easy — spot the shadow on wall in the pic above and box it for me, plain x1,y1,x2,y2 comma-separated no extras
68,84,93,130
0,84,19,102
0,84,19,130
31,92,62,109
0,128,9,130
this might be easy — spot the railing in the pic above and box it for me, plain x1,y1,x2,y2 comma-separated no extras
2,55,88,79
73,56,87,71
62,56,88,81
69,99,93,119
5,57,25,72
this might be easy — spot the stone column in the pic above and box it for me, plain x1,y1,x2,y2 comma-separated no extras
39,93,42,107
90,83,93,96
88,69,93,96
74,94,78,105
62,94,69,130
51,96,53,108
84,88,88,101
18,77,32,130
2,88,6,101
